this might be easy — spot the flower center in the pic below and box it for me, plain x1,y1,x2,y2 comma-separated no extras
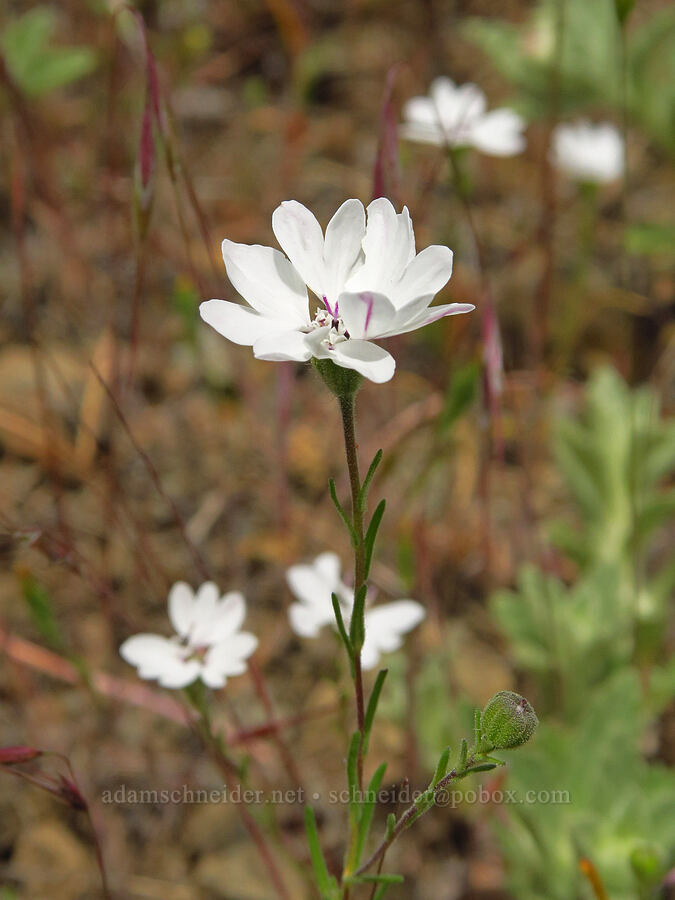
309,307,350,349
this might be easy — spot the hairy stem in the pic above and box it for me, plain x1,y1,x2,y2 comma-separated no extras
355,756,477,877
338,393,366,784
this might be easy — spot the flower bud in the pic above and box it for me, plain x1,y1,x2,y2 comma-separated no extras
480,691,538,751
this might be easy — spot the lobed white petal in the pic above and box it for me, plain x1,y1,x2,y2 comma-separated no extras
168,581,195,639
221,240,309,325
253,330,313,362
272,200,326,300
199,299,278,346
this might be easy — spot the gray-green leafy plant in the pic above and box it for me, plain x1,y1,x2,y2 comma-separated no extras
497,670,675,900
489,367,675,898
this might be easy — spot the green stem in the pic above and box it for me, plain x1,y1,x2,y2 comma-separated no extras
338,393,366,784
354,754,478,877
337,391,368,899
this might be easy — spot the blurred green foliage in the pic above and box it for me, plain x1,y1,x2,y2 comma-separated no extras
464,0,675,154
499,670,674,900
489,367,675,898
550,367,675,652
20,571,65,652
1,7,97,97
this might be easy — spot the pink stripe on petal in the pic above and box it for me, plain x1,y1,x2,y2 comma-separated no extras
360,292,374,331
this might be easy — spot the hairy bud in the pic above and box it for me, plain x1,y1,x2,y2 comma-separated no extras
480,691,538,751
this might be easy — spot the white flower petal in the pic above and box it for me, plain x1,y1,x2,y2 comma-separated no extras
203,632,258,684
303,326,333,360
347,198,415,295
120,634,188,680
207,591,247,644
286,551,353,638
221,240,309,325
402,96,440,129
332,340,396,384
289,602,333,638
157,659,202,689
253,329,313,362
167,581,195,638
399,121,444,146
313,552,343,587
384,302,475,337
286,562,334,614
360,600,426,669
392,245,454,308
200,299,278,346
323,199,366,305
272,201,326,299
337,291,397,340
470,108,526,157
551,121,624,183
189,582,220,645
433,78,486,128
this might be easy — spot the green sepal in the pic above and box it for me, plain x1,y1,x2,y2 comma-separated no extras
313,358,363,397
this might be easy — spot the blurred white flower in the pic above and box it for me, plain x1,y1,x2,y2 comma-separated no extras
286,552,425,670
400,77,526,156
199,198,473,384
551,121,625,183
120,582,258,689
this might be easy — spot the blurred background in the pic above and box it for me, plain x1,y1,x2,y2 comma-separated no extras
0,0,673,898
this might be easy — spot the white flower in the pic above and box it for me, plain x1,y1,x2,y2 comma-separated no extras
551,121,624,183
199,197,473,384
286,552,425,670
400,77,526,157
120,582,258,689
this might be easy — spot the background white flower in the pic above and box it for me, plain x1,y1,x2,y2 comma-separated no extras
120,582,258,689
401,77,526,156
551,121,625,183
200,198,473,384
286,552,426,669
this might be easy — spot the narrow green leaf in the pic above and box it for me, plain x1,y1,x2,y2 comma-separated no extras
358,449,383,509
363,499,386,579
464,763,498,774
385,812,396,839
432,746,451,787
349,584,368,652
329,478,358,547
332,593,353,667
362,669,388,754
355,761,387,864
457,738,468,773
304,806,337,896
